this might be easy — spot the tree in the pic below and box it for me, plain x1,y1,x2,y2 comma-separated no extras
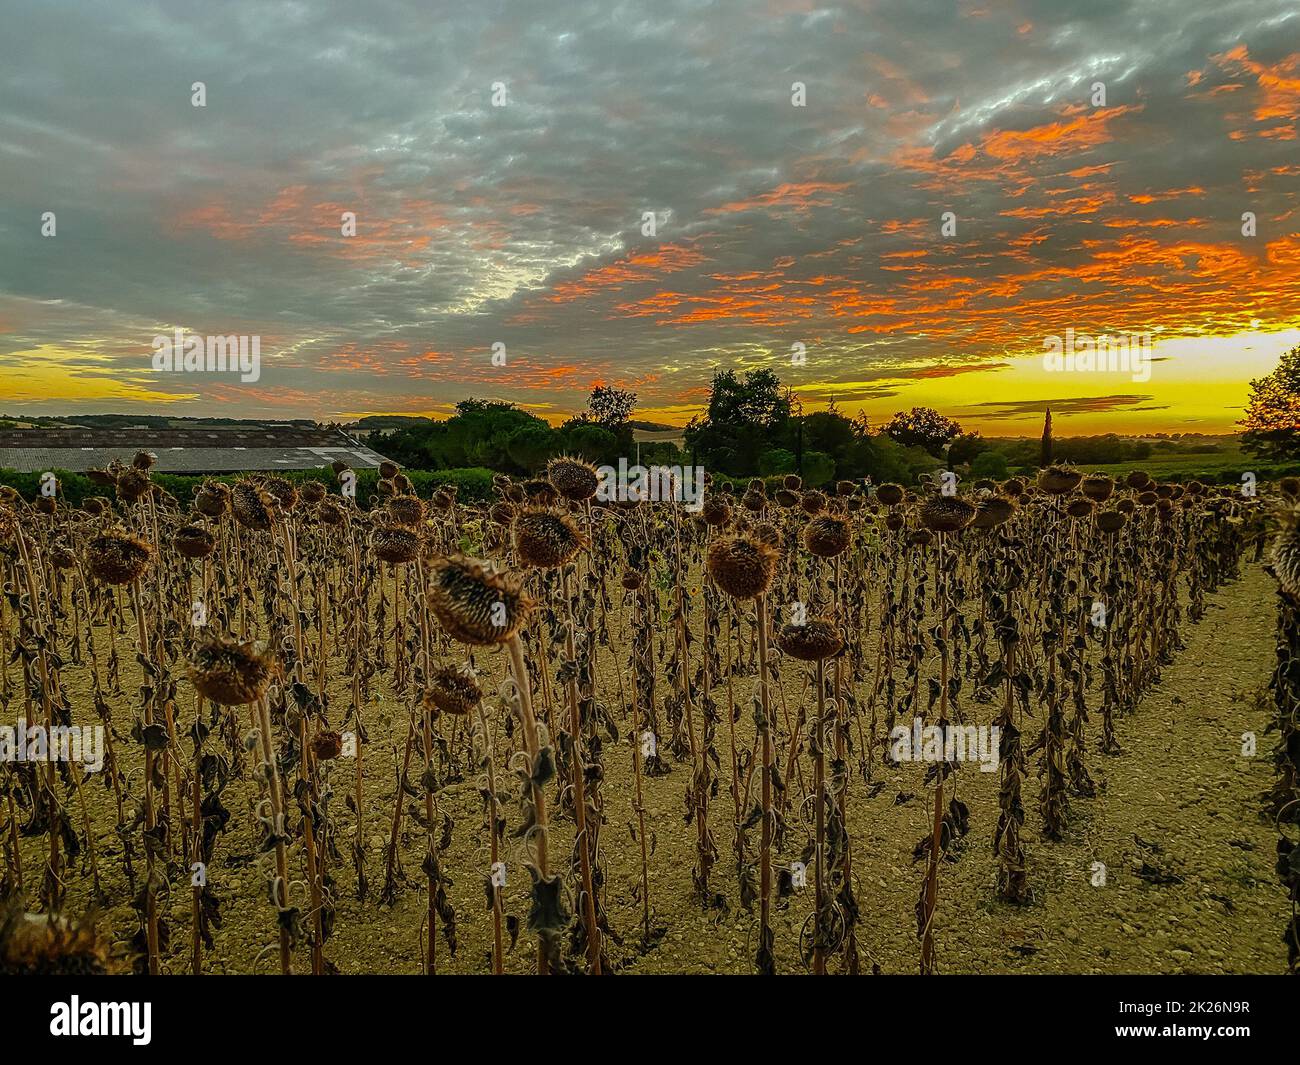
585,385,637,429
1041,408,1053,466
374,399,550,473
683,369,792,477
758,448,796,476
801,451,836,487
857,433,913,484
970,449,1009,480
559,422,618,465
948,431,988,467
801,410,858,475
882,407,963,457
705,369,790,429
506,424,557,472
1242,345,1300,461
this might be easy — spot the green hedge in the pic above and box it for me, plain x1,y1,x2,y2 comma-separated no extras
0,465,498,508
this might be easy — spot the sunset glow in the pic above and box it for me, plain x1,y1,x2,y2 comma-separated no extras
2,3,1297,434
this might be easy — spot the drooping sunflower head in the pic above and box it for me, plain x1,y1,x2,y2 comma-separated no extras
707,534,779,600
754,521,782,548
799,490,826,515
876,483,905,507
115,467,152,503
312,730,344,761
919,494,976,534
523,478,561,507
173,524,216,559
424,663,483,717
0,905,112,975
189,636,275,706
1037,465,1082,496
547,456,600,502
387,494,425,527
84,529,153,585
1096,509,1127,535
1077,476,1112,503
194,482,230,518
513,507,589,569
370,523,421,564
775,618,843,662
259,477,298,511
1272,504,1300,598
803,513,850,557
300,481,327,505
427,555,534,646
971,496,1016,530
231,480,274,531
701,494,732,527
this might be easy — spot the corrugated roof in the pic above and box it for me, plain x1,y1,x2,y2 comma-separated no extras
0,426,343,449
0,427,392,474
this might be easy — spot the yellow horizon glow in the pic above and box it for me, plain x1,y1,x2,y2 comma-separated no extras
638,327,1298,436
11,327,1297,438
0,346,197,407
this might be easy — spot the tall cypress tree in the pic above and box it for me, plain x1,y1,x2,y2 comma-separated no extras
1040,407,1053,466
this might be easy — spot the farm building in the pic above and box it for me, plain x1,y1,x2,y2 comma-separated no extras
0,425,392,475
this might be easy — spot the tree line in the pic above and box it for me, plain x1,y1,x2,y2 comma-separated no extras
371,361,1280,487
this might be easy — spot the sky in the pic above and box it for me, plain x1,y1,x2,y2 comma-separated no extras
1,0,1298,436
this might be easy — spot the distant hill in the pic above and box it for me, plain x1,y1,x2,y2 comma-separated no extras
627,419,679,432
0,413,318,429
352,415,438,430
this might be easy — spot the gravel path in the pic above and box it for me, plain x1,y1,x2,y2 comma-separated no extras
932,561,1286,975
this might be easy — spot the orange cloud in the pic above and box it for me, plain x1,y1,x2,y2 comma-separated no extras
546,243,707,302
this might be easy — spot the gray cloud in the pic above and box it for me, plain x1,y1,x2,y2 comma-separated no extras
1,0,1297,420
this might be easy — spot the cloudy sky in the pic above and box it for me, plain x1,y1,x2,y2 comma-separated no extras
2,0,1298,434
